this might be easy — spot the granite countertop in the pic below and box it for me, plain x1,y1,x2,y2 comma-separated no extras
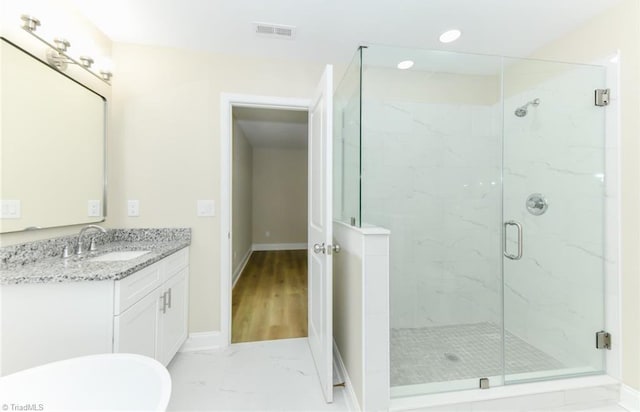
0,228,191,286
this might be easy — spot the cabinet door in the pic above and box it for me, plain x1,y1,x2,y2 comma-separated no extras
157,268,189,365
113,288,161,358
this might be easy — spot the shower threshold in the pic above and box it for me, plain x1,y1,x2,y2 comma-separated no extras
391,365,602,398
389,374,616,411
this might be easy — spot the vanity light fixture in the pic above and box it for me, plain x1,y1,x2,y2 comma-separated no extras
79,56,94,69
439,29,462,43
397,60,414,70
53,38,71,52
20,15,40,32
100,70,113,82
19,14,112,85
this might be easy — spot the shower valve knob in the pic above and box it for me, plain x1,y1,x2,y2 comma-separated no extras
526,193,548,216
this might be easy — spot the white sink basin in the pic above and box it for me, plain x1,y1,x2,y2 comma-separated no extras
0,353,171,411
89,250,150,262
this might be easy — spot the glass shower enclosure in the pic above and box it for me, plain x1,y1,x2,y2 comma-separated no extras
334,45,607,396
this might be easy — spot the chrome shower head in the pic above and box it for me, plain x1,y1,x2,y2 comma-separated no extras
514,107,528,117
515,98,540,117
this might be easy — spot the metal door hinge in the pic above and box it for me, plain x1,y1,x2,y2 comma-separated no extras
596,330,611,350
595,89,610,106
479,378,490,389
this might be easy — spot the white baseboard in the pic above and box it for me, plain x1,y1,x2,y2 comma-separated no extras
333,339,360,411
232,248,253,288
620,384,640,411
179,331,225,352
252,243,307,251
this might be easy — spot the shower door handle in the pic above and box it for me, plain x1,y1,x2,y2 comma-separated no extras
503,220,523,260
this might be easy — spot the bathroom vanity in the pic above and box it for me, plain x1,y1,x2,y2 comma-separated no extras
113,247,189,366
0,228,190,376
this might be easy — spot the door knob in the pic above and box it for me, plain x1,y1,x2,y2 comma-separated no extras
331,243,341,254
313,243,326,254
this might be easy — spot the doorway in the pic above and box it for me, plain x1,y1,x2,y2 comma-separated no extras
220,67,335,402
230,106,309,343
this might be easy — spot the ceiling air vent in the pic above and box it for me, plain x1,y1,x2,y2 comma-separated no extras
253,22,296,39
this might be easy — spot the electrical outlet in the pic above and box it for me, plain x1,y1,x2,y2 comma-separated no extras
127,200,140,217
265,231,270,238
0,200,21,219
197,200,215,217
88,200,101,217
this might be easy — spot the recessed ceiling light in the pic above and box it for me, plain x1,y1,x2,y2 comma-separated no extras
397,60,414,70
439,29,462,43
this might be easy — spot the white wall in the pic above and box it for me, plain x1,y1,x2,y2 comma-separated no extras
231,118,253,277
252,147,307,246
333,224,364,407
333,222,390,411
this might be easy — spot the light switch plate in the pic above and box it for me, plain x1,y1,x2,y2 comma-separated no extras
128,200,140,217
0,200,21,219
197,200,215,217
88,200,101,217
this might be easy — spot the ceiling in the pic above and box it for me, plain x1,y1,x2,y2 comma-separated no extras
66,0,622,148
67,0,623,65
234,107,308,149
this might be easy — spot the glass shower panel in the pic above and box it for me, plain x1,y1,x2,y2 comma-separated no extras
333,48,362,226
502,58,606,383
359,46,505,396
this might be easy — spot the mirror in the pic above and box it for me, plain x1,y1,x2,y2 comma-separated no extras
0,37,106,233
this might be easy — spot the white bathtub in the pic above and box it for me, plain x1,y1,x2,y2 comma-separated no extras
0,353,172,411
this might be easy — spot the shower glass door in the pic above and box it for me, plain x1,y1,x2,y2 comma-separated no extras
502,58,607,384
339,45,610,398
358,46,506,396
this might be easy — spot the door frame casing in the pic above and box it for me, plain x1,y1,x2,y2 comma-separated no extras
220,93,310,345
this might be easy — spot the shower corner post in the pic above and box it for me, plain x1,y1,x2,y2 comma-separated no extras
357,45,366,228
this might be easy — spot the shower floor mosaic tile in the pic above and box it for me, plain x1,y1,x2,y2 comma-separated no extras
391,322,564,386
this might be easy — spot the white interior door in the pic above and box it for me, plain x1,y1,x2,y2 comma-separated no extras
308,64,334,403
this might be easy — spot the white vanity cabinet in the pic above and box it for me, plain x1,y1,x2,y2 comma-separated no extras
0,247,189,376
113,247,189,366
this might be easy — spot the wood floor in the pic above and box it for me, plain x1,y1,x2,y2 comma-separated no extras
232,250,308,343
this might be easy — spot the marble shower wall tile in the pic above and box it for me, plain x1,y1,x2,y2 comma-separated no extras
503,64,606,369
362,60,609,374
362,100,503,331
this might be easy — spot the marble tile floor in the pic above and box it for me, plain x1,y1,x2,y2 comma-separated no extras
167,337,352,411
167,336,627,411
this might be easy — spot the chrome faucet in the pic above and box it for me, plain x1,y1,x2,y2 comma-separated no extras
76,224,107,255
